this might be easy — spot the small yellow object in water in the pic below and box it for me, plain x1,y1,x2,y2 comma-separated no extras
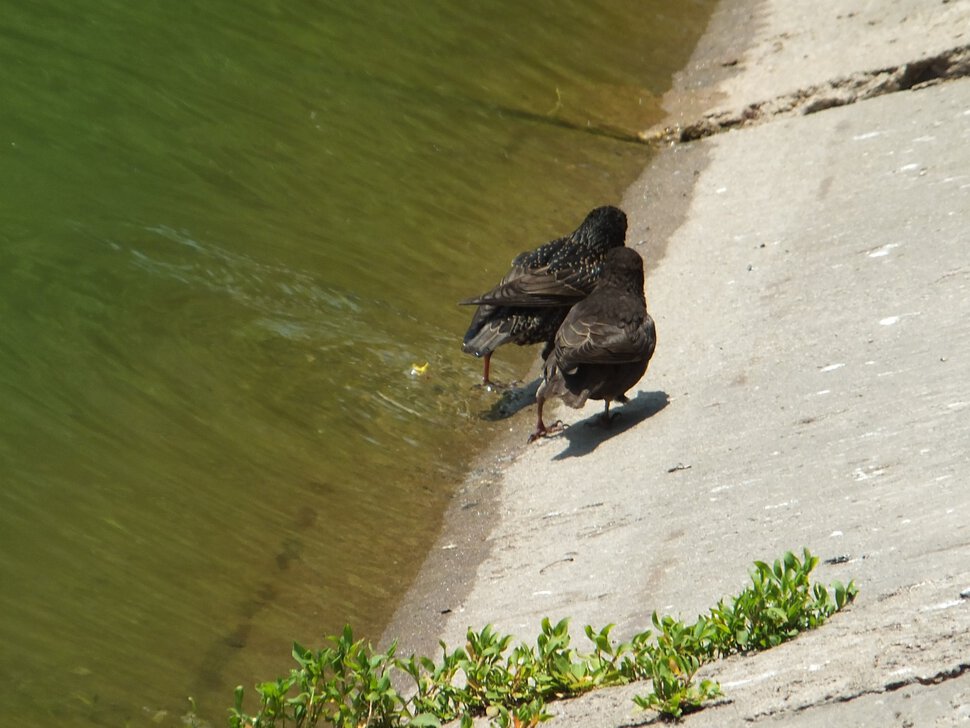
409,362,429,376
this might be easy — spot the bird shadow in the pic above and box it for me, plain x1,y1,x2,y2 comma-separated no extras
550,390,669,460
478,377,541,421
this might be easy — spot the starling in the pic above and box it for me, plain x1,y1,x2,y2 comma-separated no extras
460,206,628,385
530,246,656,442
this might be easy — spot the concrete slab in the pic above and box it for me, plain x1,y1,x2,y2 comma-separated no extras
717,0,970,108
660,0,970,140
385,3,970,726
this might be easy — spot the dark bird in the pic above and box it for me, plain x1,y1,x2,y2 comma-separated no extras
460,206,628,386
529,245,656,443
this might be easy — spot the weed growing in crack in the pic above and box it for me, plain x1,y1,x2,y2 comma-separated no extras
627,548,857,717
706,549,856,655
224,548,856,727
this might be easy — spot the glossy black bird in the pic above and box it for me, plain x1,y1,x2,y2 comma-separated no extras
529,246,656,442
460,206,628,386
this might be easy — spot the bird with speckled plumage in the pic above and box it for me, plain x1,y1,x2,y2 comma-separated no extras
460,206,628,386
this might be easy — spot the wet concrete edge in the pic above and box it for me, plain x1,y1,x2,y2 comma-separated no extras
379,0,766,659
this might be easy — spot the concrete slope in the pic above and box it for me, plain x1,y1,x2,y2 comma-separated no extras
715,0,970,107
385,2,970,725
552,72,970,728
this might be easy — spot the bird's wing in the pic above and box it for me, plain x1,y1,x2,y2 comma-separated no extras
459,272,587,307
459,228,610,306
557,311,655,367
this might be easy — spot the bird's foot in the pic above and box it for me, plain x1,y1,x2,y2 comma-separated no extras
528,419,564,443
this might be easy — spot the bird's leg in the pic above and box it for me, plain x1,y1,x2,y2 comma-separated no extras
528,394,548,443
529,395,564,442
589,400,620,428
479,352,513,391
481,352,492,387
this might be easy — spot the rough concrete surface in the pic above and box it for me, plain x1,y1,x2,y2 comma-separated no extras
657,0,970,141
713,0,970,106
384,1,970,725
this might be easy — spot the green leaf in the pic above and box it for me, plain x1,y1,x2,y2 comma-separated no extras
783,550,798,571
409,714,442,727
292,641,310,662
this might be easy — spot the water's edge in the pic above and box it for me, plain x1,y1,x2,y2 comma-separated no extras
379,0,763,659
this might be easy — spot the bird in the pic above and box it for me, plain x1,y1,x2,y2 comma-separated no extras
529,245,656,443
460,205,628,386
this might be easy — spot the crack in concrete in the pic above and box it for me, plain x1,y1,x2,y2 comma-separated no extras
885,661,970,691
647,44,970,144
749,661,970,722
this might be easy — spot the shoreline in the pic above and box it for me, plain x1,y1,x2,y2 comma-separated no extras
385,1,970,725
378,1,752,662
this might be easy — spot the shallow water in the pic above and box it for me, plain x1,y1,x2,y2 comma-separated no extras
0,1,714,724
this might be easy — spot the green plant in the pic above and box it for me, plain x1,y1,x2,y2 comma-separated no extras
397,642,466,723
630,548,857,718
525,618,627,697
229,626,406,728
483,698,552,728
631,648,721,719
706,548,857,655
629,613,721,718
226,549,856,727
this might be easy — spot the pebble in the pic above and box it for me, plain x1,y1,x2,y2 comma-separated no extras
960,587,970,600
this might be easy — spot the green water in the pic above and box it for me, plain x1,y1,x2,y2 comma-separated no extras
0,1,713,724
